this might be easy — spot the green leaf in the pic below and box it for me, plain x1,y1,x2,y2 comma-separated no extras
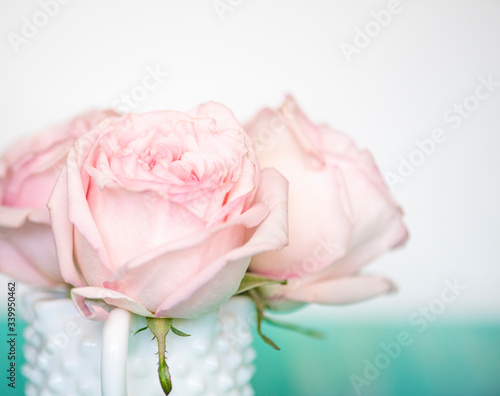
147,317,174,395
248,289,280,350
235,273,287,295
171,326,190,337
263,316,325,339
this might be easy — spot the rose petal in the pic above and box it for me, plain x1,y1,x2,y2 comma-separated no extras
283,275,395,305
47,166,85,287
86,182,207,270
305,145,408,280
188,102,246,135
249,148,352,279
66,137,114,274
71,286,153,320
0,206,49,228
0,236,57,286
102,168,288,318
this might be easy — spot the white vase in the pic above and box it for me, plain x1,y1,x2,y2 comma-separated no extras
22,293,257,396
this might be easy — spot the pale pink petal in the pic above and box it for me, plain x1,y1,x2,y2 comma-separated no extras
71,287,153,320
278,95,325,165
155,168,288,317
0,206,48,228
86,182,207,270
2,159,64,209
308,147,407,280
188,102,246,134
47,166,85,287
73,229,114,287
0,237,57,286
1,109,118,170
1,109,118,210
102,215,258,315
102,169,288,318
3,221,62,280
249,157,352,279
155,256,250,318
283,275,395,305
66,140,113,275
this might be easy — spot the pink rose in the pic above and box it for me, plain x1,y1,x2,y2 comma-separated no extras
246,96,408,305
0,110,117,286
48,103,288,320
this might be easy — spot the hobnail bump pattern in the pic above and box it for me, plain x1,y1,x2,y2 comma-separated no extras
22,295,256,396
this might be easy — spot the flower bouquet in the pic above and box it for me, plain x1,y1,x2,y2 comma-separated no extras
0,96,407,395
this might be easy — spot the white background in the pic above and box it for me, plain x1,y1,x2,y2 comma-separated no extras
1,0,499,321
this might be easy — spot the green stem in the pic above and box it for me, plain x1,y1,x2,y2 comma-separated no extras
147,317,173,395
263,316,324,339
248,289,280,350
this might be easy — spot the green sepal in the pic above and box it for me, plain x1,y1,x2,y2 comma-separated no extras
236,273,287,295
263,316,324,339
248,289,280,350
147,317,173,395
134,326,148,336
171,326,190,337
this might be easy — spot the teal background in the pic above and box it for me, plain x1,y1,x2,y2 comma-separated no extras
252,320,500,396
2,317,499,396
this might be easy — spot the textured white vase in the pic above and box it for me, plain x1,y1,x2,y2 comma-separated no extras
22,293,257,396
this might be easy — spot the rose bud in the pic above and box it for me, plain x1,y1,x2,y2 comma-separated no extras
246,95,408,306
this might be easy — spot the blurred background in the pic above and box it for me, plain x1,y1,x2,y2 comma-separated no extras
1,0,499,395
